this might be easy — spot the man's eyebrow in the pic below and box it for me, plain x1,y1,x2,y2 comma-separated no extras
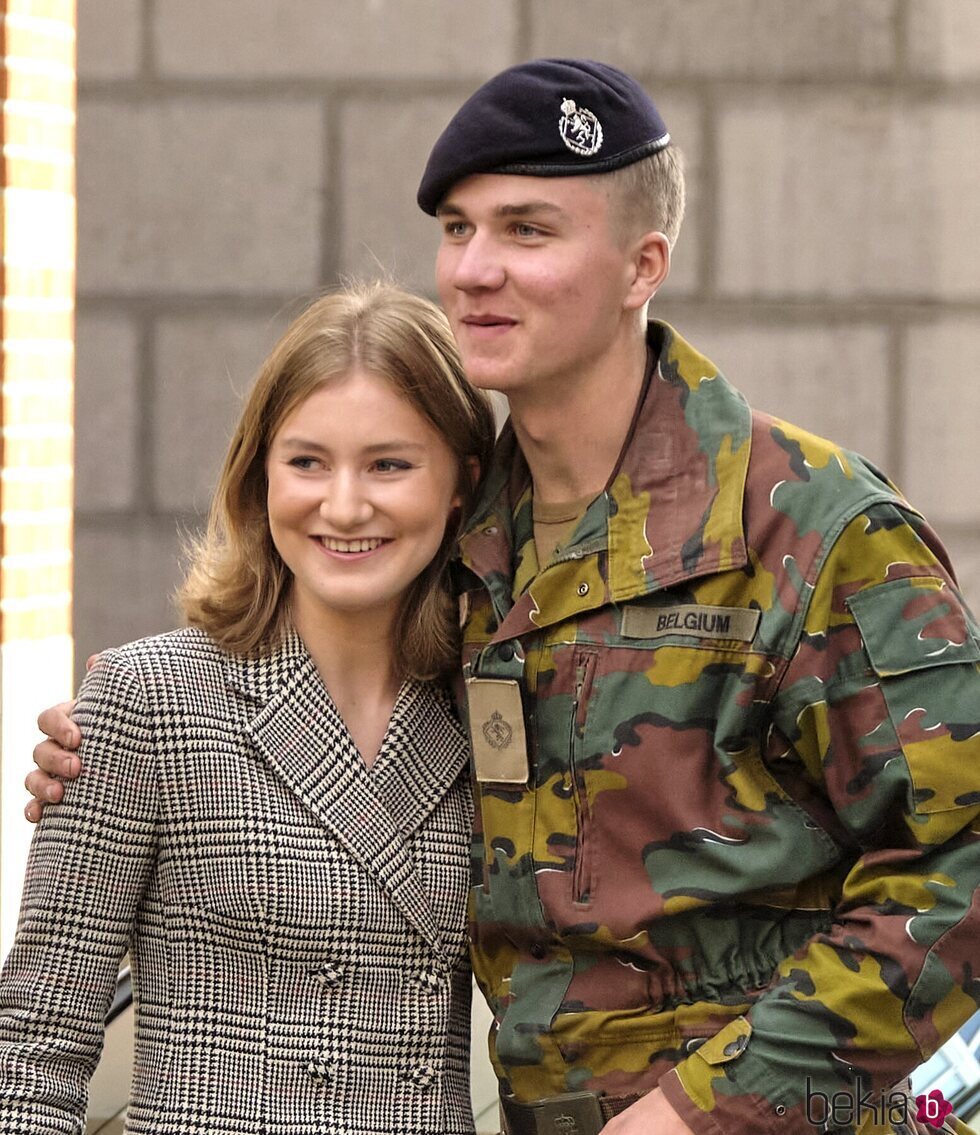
495,201,568,219
436,200,570,220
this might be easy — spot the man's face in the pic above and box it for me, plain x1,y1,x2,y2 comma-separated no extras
434,173,639,400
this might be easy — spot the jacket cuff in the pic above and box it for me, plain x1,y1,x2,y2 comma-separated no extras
658,1016,793,1135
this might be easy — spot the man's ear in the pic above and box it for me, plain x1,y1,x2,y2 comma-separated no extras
624,230,670,311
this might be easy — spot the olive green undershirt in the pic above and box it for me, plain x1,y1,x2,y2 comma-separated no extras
533,494,595,568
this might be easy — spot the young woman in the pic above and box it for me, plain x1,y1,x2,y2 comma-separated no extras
0,283,496,1135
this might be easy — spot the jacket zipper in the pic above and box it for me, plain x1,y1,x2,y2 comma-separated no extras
570,650,599,904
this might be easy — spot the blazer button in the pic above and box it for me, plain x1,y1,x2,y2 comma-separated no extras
403,1064,438,1090
310,965,343,988
306,1059,330,1086
417,967,443,995
529,943,547,959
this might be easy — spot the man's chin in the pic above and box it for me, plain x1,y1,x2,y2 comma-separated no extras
456,371,497,392
457,361,522,395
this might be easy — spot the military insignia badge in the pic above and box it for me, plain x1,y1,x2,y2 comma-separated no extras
482,710,513,750
465,677,529,784
559,97,603,157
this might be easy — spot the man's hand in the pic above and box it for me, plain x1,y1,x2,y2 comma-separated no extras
24,700,81,823
24,653,102,822
602,1088,696,1135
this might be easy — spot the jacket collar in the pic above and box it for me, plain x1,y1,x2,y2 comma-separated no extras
224,627,469,953
458,322,752,638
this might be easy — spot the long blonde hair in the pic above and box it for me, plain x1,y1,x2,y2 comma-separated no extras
178,282,496,679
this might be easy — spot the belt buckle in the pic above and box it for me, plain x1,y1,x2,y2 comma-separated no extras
504,1091,605,1135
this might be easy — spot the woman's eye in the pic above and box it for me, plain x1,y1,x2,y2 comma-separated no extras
288,456,318,470
373,458,411,473
515,223,541,238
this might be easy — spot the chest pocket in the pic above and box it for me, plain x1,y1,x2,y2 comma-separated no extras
601,600,770,763
534,602,843,924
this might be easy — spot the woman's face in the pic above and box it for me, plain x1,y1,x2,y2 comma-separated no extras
266,369,461,633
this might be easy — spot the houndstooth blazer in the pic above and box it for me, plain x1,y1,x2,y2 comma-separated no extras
0,626,476,1135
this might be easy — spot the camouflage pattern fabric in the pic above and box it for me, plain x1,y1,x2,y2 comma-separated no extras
456,322,980,1135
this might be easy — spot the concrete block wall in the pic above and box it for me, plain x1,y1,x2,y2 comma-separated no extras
74,0,980,674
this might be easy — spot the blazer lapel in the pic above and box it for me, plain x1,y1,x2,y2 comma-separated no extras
370,679,471,838
227,632,444,953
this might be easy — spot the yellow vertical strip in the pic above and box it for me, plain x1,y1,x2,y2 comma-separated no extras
0,0,76,958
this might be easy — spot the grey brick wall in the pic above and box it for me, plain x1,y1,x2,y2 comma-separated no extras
74,0,980,673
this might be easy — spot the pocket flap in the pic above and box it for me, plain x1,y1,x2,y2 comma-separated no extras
690,1016,753,1066
846,576,980,677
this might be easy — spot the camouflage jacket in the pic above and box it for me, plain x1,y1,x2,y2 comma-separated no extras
456,322,980,1135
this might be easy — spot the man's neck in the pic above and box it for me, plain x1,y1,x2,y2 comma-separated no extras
509,334,649,505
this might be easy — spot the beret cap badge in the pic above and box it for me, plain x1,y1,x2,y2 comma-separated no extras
559,97,603,157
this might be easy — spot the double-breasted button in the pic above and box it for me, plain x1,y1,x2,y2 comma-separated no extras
417,966,443,995
403,1064,438,1090
306,1059,330,1085
309,964,343,988
577,582,590,596
497,642,515,662
529,943,547,960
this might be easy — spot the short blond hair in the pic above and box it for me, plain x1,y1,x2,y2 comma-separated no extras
179,282,496,680
601,144,686,247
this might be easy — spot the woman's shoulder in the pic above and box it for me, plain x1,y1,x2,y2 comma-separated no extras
86,627,232,708
102,625,226,668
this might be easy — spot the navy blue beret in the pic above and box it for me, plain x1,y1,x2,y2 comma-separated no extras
417,58,670,215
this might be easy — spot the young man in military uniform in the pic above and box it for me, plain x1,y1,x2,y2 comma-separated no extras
417,60,980,1135
29,59,980,1135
